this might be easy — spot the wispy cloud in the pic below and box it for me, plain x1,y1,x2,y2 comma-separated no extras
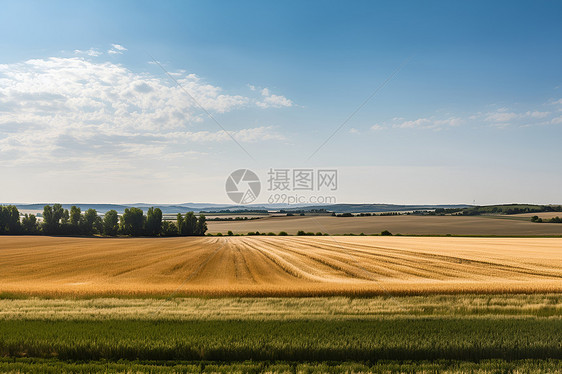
159,126,285,143
112,44,127,51
368,100,562,133
108,44,127,55
0,53,292,168
392,116,462,130
256,87,294,108
73,48,102,57
483,106,555,128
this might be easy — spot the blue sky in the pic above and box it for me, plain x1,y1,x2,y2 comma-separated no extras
0,0,561,204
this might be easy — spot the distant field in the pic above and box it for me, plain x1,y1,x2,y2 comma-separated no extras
0,236,561,297
515,212,562,219
208,214,562,235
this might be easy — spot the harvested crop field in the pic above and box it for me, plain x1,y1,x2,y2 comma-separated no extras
208,214,562,235
0,236,561,297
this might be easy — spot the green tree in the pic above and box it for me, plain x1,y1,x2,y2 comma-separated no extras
183,212,196,236
0,205,21,234
145,207,163,236
0,207,6,234
120,207,145,236
52,204,65,221
42,204,65,234
6,205,20,233
42,205,54,233
70,206,81,226
21,214,37,234
195,214,207,236
103,210,119,236
176,213,184,235
82,209,100,235
161,221,178,236
61,209,69,224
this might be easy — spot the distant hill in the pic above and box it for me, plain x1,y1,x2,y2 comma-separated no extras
281,204,471,213
7,202,472,214
459,204,562,216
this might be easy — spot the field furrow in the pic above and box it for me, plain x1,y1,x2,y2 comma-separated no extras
0,236,561,296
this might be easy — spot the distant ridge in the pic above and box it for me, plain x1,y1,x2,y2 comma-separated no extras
6,202,471,214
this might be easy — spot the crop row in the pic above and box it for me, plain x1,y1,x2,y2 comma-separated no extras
1,318,560,362
1,358,562,373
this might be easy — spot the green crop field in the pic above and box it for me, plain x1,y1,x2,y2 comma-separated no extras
1,319,561,361
0,295,561,373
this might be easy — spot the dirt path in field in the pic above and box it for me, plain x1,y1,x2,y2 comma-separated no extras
0,236,560,296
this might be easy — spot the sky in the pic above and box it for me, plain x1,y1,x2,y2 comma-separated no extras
0,0,561,205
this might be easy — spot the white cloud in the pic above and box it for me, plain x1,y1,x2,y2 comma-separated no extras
0,55,289,168
483,107,556,128
485,111,519,123
394,118,431,129
256,86,294,108
370,124,384,131
349,128,359,134
74,48,102,57
390,116,462,130
108,44,127,55
112,44,127,51
434,117,463,127
367,101,561,134
526,111,549,118
160,126,285,143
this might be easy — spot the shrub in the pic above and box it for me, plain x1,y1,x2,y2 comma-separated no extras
381,230,392,236
278,231,288,236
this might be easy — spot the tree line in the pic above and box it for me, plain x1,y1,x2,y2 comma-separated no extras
531,215,562,224
0,205,207,237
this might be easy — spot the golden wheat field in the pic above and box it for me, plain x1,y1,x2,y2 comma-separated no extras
0,236,561,297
